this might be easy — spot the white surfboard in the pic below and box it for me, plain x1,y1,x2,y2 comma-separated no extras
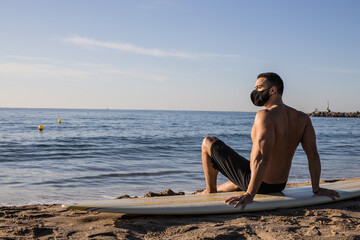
62,178,360,215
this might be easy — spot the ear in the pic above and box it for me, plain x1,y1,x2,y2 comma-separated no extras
270,86,277,95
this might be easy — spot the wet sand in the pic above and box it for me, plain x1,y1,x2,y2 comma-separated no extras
1,179,360,240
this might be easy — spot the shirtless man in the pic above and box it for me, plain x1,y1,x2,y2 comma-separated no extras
200,72,339,209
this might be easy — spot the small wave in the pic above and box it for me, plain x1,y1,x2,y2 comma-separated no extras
77,170,189,180
32,170,189,186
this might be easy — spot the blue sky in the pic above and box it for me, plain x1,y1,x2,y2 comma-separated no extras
1,0,359,112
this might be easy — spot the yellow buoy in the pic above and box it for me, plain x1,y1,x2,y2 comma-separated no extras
338,118,340,121
38,125,44,131
58,119,62,123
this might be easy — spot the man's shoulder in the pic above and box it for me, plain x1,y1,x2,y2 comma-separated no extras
254,109,275,125
289,106,310,122
284,106,312,129
255,109,271,118
256,105,310,123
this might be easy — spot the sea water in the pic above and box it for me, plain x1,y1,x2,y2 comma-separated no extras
0,108,359,206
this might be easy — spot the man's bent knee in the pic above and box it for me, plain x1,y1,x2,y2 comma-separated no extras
202,136,219,155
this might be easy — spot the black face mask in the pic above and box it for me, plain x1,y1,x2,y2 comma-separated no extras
250,88,271,106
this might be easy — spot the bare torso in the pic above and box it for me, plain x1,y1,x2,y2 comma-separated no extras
250,104,309,184
224,75,339,208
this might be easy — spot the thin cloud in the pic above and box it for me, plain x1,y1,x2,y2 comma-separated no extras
5,55,55,62
0,62,170,83
99,68,170,82
0,62,91,80
315,66,360,74
64,35,240,59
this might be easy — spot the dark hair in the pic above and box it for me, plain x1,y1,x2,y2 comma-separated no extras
257,72,284,96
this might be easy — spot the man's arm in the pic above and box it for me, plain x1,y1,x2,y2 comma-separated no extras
247,110,275,196
301,117,321,193
301,116,339,199
225,110,274,209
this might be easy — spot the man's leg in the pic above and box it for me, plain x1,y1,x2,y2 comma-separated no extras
217,181,241,192
200,136,219,194
200,137,249,194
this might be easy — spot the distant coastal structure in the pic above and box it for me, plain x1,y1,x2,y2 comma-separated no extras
308,101,359,118
325,101,331,113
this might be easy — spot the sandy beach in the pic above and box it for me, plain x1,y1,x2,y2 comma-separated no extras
1,180,359,240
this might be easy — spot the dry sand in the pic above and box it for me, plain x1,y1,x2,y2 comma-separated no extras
1,180,360,240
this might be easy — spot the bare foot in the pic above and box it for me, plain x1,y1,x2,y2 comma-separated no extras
196,189,217,194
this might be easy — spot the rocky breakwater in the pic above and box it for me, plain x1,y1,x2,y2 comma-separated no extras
308,111,360,118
